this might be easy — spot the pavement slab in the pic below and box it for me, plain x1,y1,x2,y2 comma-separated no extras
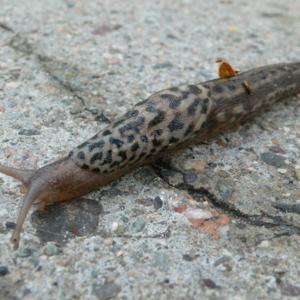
0,0,300,299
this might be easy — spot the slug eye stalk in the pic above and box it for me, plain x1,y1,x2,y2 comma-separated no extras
0,164,39,249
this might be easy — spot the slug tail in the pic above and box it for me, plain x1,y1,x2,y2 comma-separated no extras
0,164,34,186
10,183,42,249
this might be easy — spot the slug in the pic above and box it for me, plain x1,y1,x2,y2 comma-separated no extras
1,62,300,249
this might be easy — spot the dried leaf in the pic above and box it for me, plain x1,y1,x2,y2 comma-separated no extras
216,58,239,79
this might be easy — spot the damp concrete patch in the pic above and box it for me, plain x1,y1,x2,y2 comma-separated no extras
31,198,102,245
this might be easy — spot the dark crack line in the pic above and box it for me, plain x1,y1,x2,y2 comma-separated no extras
112,226,171,239
0,22,14,32
36,54,86,106
3,28,118,125
151,163,300,236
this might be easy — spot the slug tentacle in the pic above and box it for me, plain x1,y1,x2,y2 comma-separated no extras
0,164,34,186
10,183,43,249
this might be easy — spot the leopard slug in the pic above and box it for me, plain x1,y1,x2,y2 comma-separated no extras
1,62,299,249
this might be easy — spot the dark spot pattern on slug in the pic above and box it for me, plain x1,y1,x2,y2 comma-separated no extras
90,152,103,164
125,110,139,118
135,99,148,106
77,141,89,149
213,85,224,93
153,129,163,136
127,135,135,143
90,134,99,140
169,137,179,144
180,90,190,99
187,98,201,115
152,139,162,147
184,124,194,136
129,155,136,161
259,72,268,80
168,116,184,132
188,85,202,95
140,135,148,143
148,110,166,128
82,164,89,170
228,84,236,91
89,140,105,152
102,130,112,136
131,142,139,152
110,137,124,148
119,116,145,135
169,86,179,92
118,151,127,161
201,98,210,114
138,152,147,160
77,151,85,160
135,116,146,126
146,104,157,113
101,150,112,165
119,123,135,135
113,118,126,128
110,160,121,168
160,94,181,109
92,167,100,172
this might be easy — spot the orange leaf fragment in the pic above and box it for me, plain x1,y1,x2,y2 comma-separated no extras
174,205,188,213
216,58,239,79
188,214,230,240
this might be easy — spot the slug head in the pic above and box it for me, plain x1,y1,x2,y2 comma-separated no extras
0,157,124,249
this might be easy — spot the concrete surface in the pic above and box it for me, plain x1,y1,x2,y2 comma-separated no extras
0,0,300,299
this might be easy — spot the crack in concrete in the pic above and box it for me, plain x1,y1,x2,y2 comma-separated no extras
1,27,111,122
151,161,300,236
36,54,86,105
0,22,14,32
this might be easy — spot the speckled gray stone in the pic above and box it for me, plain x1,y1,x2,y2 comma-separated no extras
92,282,121,300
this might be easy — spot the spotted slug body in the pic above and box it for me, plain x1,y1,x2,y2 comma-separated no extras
70,84,213,173
70,62,300,172
0,62,300,249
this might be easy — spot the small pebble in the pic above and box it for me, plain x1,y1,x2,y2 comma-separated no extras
277,168,287,174
183,172,198,184
182,254,195,261
203,278,219,289
260,152,287,168
295,167,300,180
214,256,231,267
92,282,121,300
153,62,173,69
104,238,113,245
216,179,235,200
258,240,270,248
18,128,40,136
153,253,168,271
43,243,59,256
112,222,126,235
280,283,300,297
16,248,33,258
5,221,16,229
0,266,9,276
183,160,207,171
153,196,163,210
131,218,146,233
